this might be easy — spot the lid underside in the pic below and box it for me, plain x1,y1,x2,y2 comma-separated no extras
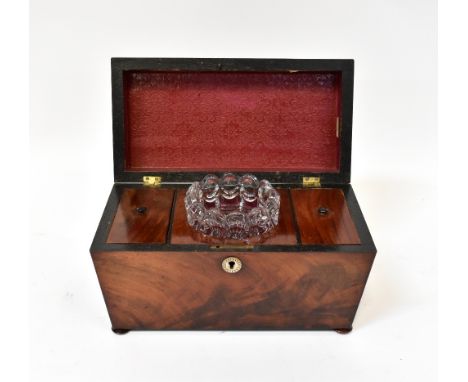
112,58,354,184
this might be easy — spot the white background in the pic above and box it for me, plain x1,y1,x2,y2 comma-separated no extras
26,1,440,381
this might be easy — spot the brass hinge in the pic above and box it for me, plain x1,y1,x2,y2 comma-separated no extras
142,176,162,187
303,176,321,187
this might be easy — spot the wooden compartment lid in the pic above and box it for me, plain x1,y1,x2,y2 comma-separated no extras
112,58,354,185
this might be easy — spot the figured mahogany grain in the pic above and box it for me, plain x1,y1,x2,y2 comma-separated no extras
92,250,373,330
106,188,174,244
170,188,298,245
290,188,360,245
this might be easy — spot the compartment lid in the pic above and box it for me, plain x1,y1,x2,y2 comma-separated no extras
112,58,354,184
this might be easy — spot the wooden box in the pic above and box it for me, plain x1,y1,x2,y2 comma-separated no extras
90,58,377,333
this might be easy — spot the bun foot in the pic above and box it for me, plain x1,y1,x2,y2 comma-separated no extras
335,327,352,334
112,328,130,335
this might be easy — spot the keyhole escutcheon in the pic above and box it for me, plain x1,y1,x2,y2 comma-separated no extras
222,257,242,273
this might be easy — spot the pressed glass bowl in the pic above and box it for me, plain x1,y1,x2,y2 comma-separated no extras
184,173,280,240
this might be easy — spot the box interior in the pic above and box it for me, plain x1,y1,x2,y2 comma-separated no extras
123,71,342,173
105,186,360,247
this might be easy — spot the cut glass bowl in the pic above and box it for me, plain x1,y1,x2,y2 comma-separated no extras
185,173,280,241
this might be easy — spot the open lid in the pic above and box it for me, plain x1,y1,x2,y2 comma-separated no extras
112,58,354,184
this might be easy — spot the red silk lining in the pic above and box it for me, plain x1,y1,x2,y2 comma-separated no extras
124,71,341,173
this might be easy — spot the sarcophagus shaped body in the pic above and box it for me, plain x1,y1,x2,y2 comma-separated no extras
91,58,376,333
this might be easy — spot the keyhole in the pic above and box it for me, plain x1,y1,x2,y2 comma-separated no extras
222,257,242,273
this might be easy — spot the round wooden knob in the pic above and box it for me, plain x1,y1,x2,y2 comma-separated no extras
318,207,329,215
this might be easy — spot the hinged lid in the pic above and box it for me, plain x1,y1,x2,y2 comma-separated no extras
112,58,354,185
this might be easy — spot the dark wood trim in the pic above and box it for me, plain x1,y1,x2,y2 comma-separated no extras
112,57,354,73
288,188,302,245
111,62,126,182
111,58,354,185
92,242,375,254
344,185,376,252
165,189,178,244
340,61,354,184
90,186,121,252
110,328,349,333
114,171,347,185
